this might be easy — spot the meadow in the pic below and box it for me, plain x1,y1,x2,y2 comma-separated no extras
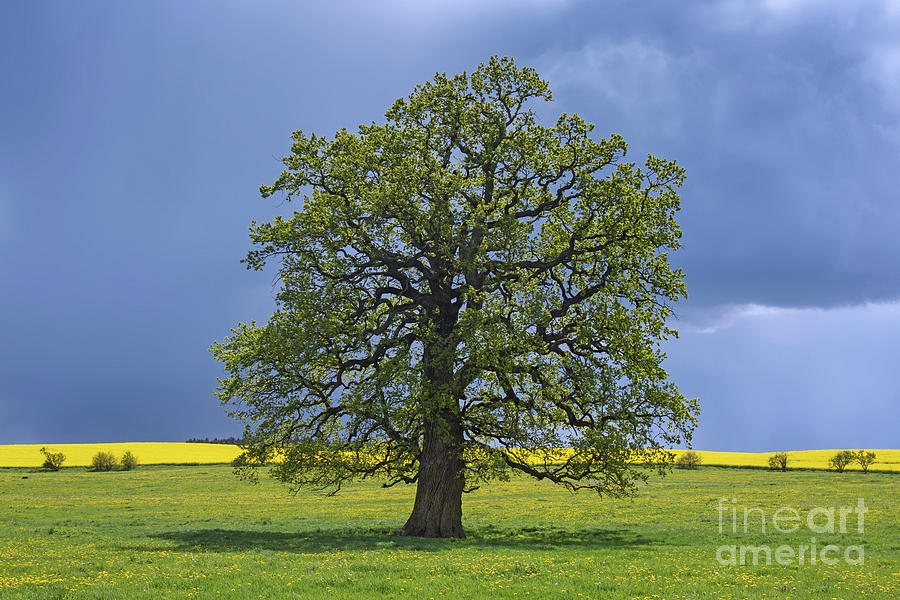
1,456,898,598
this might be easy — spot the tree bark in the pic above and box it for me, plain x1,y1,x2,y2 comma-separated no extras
396,421,465,538
397,306,465,538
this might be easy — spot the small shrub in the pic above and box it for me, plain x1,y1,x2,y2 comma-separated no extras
121,450,138,470
829,450,855,473
90,451,119,472
676,450,702,469
40,447,66,471
856,450,876,473
768,452,788,472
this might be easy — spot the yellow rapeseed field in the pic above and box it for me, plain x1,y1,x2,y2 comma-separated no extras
685,449,900,472
0,442,241,468
1,443,897,471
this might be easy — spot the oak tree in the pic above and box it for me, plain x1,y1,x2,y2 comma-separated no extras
212,56,698,538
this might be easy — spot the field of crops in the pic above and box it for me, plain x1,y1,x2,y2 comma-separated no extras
1,460,899,598
2,443,898,472
688,449,900,472
0,443,241,468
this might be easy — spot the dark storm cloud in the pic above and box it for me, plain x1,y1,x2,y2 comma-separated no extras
528,1,900,309
664,301,900,452
1,1,897,447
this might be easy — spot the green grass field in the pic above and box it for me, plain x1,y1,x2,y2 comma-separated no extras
1,464,898,599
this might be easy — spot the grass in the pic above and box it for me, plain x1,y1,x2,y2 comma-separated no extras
1,464,898,598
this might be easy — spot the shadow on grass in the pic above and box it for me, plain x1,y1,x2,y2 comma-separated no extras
122,524,658,554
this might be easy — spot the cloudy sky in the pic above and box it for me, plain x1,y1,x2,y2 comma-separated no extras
2,1,898,451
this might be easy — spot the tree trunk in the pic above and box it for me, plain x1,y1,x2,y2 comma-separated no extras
397,421,465,538
397,308,465,538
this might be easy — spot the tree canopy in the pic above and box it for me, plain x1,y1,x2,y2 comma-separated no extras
212,56,698,538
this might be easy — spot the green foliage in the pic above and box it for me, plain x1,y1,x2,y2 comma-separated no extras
39,446,65,471
120,450,138,470
212,55,697,499
855,449,876,473
675,450,701,469
768,452,789,472
90,451,119,472
829,450,856,473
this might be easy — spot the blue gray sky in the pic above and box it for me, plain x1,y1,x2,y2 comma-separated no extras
2,1,898,451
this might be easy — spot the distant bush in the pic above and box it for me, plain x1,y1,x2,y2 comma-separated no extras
855,450,876,473
40,447,66,471
768,452,789,472
676,450,702,469
90,451,119,472
829,450,856,473
186,437,244,445
120,450,138,470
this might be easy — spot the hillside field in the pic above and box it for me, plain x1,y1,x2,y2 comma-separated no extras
0,443,241,468
2,443,899,472
1,461,898,598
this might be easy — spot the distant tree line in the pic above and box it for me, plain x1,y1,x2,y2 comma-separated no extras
185,437,244,445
